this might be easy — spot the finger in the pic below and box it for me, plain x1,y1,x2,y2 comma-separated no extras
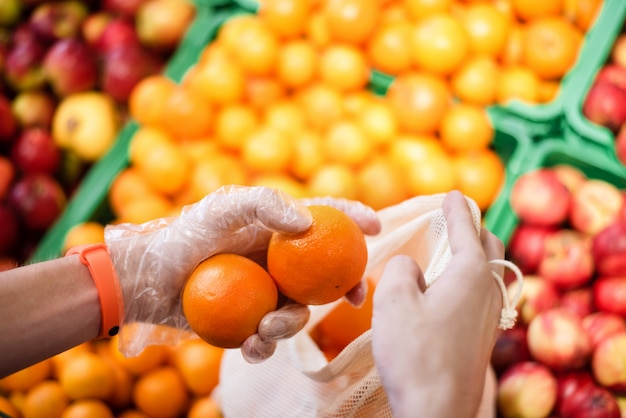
480,227,505,262
373,255,426,313
241,334,277,364
300,197,382,236
182,185,313,235
344,279,367,307
442,191,482,257
257,304,310,342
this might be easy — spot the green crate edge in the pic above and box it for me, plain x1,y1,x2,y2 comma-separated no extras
561,0,626,149
29,6,247,263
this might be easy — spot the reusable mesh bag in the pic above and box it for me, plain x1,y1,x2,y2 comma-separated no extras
215,193,521,417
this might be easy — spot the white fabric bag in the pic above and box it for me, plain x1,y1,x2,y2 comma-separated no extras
216,194,520,417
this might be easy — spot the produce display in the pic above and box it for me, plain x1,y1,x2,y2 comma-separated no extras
4,0,626,417
0,0,196,266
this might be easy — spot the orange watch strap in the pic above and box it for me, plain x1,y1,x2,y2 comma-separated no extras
65,244,124,339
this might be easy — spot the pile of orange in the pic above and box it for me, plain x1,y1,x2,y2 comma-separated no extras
98,0,605,230
0,336,224,418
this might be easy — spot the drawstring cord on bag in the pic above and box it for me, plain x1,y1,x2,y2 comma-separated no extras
488,259,524,330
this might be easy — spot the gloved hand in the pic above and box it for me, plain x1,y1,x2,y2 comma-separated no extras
105,185,381,360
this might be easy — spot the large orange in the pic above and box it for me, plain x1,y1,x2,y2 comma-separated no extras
439,103,494,153
172,339,224,396
460,2,510,57
267,205,367,305
318,44,370,93
450,55,500,106
258,0,312,39
58,352,116,401
452,148,505,211
324,0,380,45
22,380,69,418
182,253,278,348
366,21,412,75
132,367,190,418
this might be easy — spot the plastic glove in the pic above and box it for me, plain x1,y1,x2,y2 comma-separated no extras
105,185,381,360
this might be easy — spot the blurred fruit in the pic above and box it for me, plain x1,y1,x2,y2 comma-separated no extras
452,148,504,211
451,55,500,106
497,361,558,418
132,366,190,418
319,44,369,93
0,359,52,392
324,0,379,45
510,0,563,21
11,90,56,129
62,221,105,252
460,2,510,57
58,352,116,400
135,0,195,52
172,339,224,396
104,0,147,19
29,1,88,41
259,0,311,39
0,94,17,141
583,81,626,134
267,205,367,305
366,21,412,75
61,399,115,418
8,173,66,232
10,127,61,175
0,156,15,200
95,18,141,55
182,253,278,348
187,396,222,418
0,0,21,27
22,379,70,418
43,38,98,96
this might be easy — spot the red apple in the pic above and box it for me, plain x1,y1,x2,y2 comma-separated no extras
582,312,626,350
103,0,147,19
29,1,88,41
101,44,163,103
615,122,626,167
0,93,17,142
497,361,558,418
0,203,19,256
593,332,626,394
510,168,572,227
11,90,56,129
507,224,555,274
611,34,626,69
559,383,621,418
595,64,626,91
0,155,15,199
553,164,588,194
81,11,114,47
491,326,531,376
583,81,626,133
4,36,47,92
508,275,560,325
571,179,624,235
593,276,626,317
592,220,626,277
555,370,596,414
538,229,595,290
135,0,195,52
43,38,98,96
95,18,141,55
559,287,594,319
10,127,61,175
527,308,592,370
8,173,66,232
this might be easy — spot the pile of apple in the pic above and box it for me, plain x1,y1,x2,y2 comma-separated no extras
492,164,626,417
582,31,626,167
0,0,195,265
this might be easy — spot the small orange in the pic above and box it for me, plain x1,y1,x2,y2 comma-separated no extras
289,130,326,180
62,221,105,253
386,72,451,135
452,148,505,211
183,52,245,106
258,0,312,39
0,359,52,392
521,16,583,80
404,0,452,20
22,380,69,418
172,339,224,396
117,410,150,418
409,13,469,76
388,134,447,170
510,0,563,21
366,21,412,75
0,395,20,418
242,126,293,173
263,100,307,136
496,65,541,104
108,333,170,376
60,400,114,418
439,103,494,153
276,39,318,89
214,104,259,151
500,23,524,66
132,367,190,418
116,193,173,225
355,99,399,148
182,253,278,348
305,10,331,49
128,75,176,129
188,153,250,202
222,18,279,76
460,3,510,57
324,120,373,167
318,44,370,93
161,85,214,140
251,173,308,198
108,167,155,218
188,396,223,418
571,0,602,31
296,83,344,131
244,76,286,110
50,343,94,379
306,164,358,200
450,55,500,106
324,0,380,45
267,205,367,305
406,152,456,196
356,156,409,210
58,352,115,401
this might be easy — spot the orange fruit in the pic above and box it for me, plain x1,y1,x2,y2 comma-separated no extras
188,396,223,418
244,76,286,110
312,277,375,352
133,367,190,418
324,120,373,167
62,221,105,253
183,52,245,106
258,0,312,39
452,147,505,211
0,395,20,418
107,167,155,218
355,99,399,148
276,39,318,89
172,339,224,396
305,10,331,49
539,79,561,103
496,65,541,104
306,164,358,200
439,103,494,153
182,253,278,348
366,21,412,75
404,0,452,20
128,75,176,129
510,0,564,21
319,44,369,93
388,134,447,170
386,72,451,135
60,400,114,418
108,334,170,376
460,3,510,57
450,55,500,106
214,104,259,152
406,152,456,196
267,205,367,305
251,173,308,198
356,156,409,211
161,85,214,140
263,100,307,136
289,130,326,180
116,192,173,224
324,0,380,45
0,359,52,392
222,17,279,76
22,380,69,418
296,83,344,131
242,126,293,173
50,343,93,379
521,16,583,80
571,0,602,31
409,13,469,76
58,352,115,401
117,410,150,418
105,360,133,410
500,23,524,66
188,153,249,202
